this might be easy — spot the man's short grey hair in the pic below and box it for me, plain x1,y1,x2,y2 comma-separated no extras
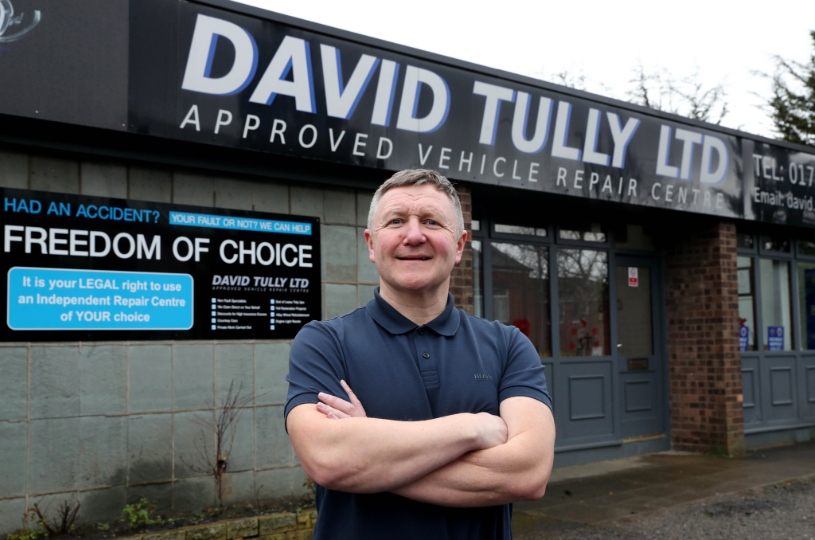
367,169,465,236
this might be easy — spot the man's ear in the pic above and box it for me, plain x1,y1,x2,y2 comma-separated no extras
364,229,375,263
454,230,468,265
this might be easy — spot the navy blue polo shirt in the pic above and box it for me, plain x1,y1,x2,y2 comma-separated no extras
285,290,551,540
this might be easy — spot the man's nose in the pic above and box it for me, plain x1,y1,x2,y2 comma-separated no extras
403,218,426,243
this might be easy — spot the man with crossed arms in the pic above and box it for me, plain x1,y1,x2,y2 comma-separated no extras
285,169,555,539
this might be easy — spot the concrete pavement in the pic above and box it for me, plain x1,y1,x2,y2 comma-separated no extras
512,440,815,536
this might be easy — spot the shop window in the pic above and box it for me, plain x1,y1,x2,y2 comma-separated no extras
472,240,483,318
557,249,610,356
737,256,757,351
559,223,606,243
737,232,755,250
471,220,481,231
493,287,510,322
613,224,655,251
494,223,547,237
491,242,551,357
760,259,793,350
760,235,791,253
797,262,815,350
799,239,815,257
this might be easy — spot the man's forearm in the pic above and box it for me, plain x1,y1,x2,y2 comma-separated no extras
392,432,551,506
286,404,507,494
393,399,555,507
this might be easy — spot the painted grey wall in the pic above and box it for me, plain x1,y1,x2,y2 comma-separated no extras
0,149,379,534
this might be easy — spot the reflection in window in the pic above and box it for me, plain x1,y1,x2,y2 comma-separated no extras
559,224,606,242
798,262,815,350
760,235,790,253
472,240,483,318
737,256,757,351
495,224,547,237
799,240,815,257
491,243,551,357
737,232,755,250
557,249,610,356
760,259,793,350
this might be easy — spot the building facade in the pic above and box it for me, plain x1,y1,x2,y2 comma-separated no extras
1,0,814,532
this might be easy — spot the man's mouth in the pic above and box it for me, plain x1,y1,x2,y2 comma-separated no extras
397,256,432,261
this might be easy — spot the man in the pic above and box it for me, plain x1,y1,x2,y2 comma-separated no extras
285,169,555,539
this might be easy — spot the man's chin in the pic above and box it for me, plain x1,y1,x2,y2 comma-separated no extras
383,278,449,295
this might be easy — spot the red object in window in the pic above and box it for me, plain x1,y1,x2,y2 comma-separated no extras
569,341,576,350
591,327,598,335
512,319,531,337
570,327,578,336
580,319,587,327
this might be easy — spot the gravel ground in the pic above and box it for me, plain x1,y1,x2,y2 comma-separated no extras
518,476,815,539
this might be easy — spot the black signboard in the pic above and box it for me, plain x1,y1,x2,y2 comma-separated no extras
125,0,811,226
0,0,128,130
1,0,815,228
1,188,321,341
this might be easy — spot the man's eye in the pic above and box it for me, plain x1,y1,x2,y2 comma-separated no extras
390,219,403,225
426,219,439,226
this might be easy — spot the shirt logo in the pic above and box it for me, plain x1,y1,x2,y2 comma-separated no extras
473,373,492,381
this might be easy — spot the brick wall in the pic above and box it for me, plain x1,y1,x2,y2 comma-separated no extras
450,186,474,314
665,221,745,456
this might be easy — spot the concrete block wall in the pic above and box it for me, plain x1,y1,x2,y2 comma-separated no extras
0,148,382,534
665,221,745,456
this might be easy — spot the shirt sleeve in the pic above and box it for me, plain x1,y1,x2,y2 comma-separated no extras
497,326,553,411
284,320,349,423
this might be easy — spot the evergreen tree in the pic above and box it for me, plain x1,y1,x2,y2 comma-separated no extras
767,31,815,146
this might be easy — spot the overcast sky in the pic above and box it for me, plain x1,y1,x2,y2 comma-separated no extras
231,0,814,139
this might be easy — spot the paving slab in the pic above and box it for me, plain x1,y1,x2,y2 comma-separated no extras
514,440,815,535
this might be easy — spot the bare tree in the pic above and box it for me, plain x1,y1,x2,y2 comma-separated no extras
626,63,728,124
184,380,255,508
25,500,81,536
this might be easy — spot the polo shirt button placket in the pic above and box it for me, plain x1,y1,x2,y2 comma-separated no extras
422,352,430,358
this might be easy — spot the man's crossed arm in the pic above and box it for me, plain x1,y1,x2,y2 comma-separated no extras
286,381,555,507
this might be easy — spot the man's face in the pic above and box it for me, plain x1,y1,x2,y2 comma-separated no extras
365,184,466,299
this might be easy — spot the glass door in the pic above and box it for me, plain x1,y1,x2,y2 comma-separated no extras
615,256,665,439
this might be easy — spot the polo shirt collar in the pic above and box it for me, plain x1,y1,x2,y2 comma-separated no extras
366,288,460,336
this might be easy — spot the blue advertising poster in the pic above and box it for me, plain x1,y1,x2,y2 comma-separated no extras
739,326,749,352
1,188,320,341
7,268,193,330
767,326,784,351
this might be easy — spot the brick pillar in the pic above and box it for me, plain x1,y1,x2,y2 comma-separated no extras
665,221,745,456
450,186,474,314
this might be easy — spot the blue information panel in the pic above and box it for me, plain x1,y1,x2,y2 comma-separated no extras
767,326,784,351
169,212,313,235
0,188,321,341
8,268,193,330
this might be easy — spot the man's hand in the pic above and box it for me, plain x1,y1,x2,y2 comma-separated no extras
317,380,367,418
317,382,508,450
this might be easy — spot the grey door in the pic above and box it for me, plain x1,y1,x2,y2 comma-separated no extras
615,256,665,439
